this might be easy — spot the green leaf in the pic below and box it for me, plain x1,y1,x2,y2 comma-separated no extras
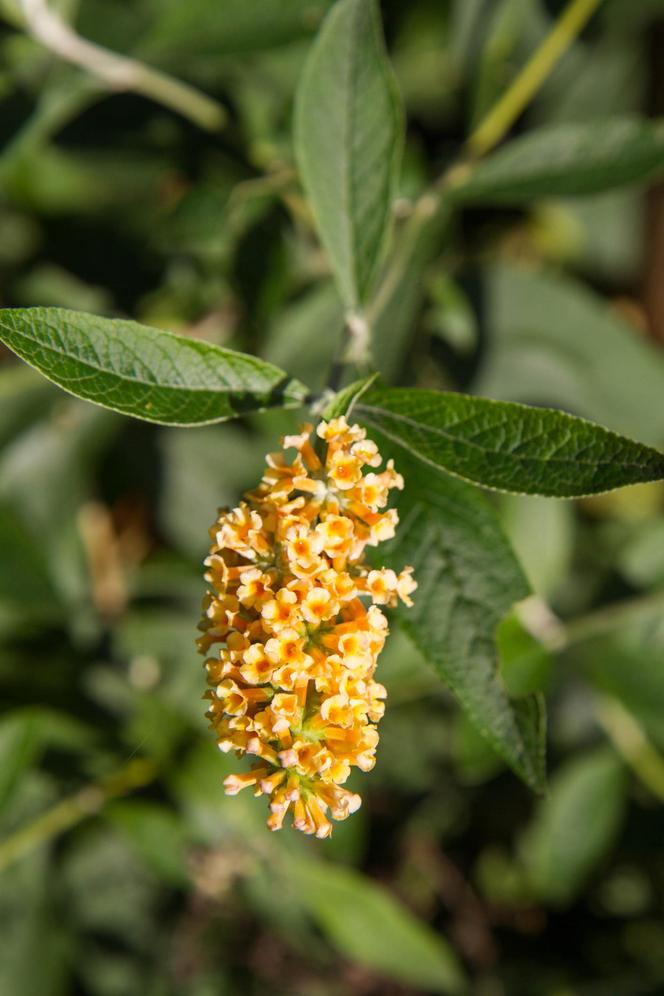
371,203,451,381
474,264,664,445
469,0,524,129
144,0,332,58
295,0,402,308
0,714,40,815
499,494,574,598
0,846,68,996
380,451,545,791
451,118,664,204
354,387,664,497
521,748,627,906
619,519,664,589
0,501,58,609
563,593,664,750
322,373,379,420
0,308,308,425
291,857,465,994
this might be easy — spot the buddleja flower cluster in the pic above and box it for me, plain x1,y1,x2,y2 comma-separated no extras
197,417,416,838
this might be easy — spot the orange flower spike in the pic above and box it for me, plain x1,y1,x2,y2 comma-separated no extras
197,418,416,836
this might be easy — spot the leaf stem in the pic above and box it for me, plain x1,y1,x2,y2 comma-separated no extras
18,0,226,132
466,0,603,159
0,757,156,873
597,697,664,803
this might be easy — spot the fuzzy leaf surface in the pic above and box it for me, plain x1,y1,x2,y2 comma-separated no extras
0,308,308,425
295,0,402,307
355,387,664,496
451,118,664,204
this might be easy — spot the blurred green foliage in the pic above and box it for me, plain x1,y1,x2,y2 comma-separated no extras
2,1,664,994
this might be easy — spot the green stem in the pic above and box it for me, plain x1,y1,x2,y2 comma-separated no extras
19,0,226,131
598,697,664,803
0,757,157,873
467,0,603,159
363,0,602,373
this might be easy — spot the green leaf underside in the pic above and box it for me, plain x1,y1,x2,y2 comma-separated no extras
0,308,308,426
451,117,664,204
292,857,464,994
378,449,545,792
355,387,664,497
295,0,402,307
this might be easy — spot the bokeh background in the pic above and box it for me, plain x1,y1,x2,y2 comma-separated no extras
2,1,664,994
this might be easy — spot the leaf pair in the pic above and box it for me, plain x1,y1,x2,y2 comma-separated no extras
3,0,664,799
3,307,664,793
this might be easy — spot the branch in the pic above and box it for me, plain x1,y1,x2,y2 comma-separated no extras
0,757,156,873
19,0,226,132
598,697,664,803
466,0,603,159
363,0,604,363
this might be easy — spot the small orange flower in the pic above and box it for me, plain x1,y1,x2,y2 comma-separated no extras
197,416,416,837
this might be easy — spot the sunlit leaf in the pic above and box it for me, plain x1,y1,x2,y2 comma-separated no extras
295,0,402,307
355,386,664,497
0,308,308,425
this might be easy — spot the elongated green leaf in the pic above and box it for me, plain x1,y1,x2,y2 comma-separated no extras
355,387,664,497
291,857,464,994
0,308,308,426
0,501,57,608
144,0,332,58
521,749,627,906
380,451,545,791
499,494,574,598
295,0,402,308
451,118,664,204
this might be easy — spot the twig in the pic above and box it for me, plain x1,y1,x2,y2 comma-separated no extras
598,697,664,803
466,0,603,159
0,757,157,873
19,0,226,132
